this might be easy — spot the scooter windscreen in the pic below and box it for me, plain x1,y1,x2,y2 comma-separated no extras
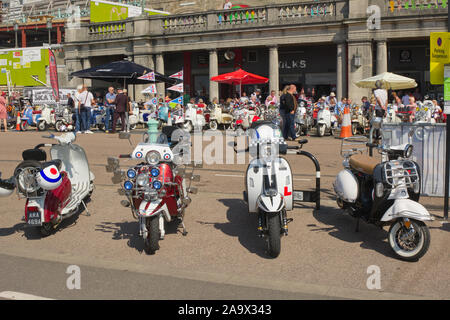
248,121,287,158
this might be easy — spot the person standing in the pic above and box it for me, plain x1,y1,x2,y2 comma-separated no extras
0,91,8,132
74,85,83,134
104,86,116,133
279,84,298,140
224,0,232,9
373,80,388,118
112,88,127,133
79,85,95,134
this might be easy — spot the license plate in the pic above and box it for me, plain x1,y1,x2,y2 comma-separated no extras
27,211,41,226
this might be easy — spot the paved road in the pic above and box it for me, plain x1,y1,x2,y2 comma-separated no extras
0,130,448,300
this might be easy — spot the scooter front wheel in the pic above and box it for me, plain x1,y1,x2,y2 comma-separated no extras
388,219,430,262
266,213,281,258
317,124,325,137
144,216,160,255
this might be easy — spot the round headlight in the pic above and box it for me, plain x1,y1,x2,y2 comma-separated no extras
136,174,149,187
150,168,160,177
404,144,413,158
127,169,136,179
146,151,161,165
152,180,162,190
124,181,133,191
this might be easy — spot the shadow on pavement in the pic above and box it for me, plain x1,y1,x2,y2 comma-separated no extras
310,206,398,260
95,219,180,254
205,198,273,259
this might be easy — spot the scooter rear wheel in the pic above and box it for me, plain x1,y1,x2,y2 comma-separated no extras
40,223,53,237
388,219,430,262
144,216,160,255
266,213,281,258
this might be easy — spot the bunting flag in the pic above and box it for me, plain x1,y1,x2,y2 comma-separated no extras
138,71,155,81
169,70,183,81
141,83,157,94
48,49,60,102
169,96,183,108
167,83,184,92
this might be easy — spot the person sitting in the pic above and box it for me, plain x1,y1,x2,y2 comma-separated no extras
406,96,417,123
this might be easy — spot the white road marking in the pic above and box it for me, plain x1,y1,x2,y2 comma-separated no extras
0,291,54,300
214,174,311,181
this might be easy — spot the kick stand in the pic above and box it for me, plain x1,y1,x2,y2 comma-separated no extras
82,200,91,216
178,217,188,236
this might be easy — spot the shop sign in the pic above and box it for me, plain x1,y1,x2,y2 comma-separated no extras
279,59,307,70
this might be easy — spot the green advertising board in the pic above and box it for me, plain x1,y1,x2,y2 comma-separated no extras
90,0,169,23
0,47,49,87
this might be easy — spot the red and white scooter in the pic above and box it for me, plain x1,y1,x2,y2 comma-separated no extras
0,133,95,236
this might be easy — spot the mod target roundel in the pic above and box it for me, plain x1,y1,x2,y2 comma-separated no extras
135,152,143,159
163,153,171,161
36,165,62,190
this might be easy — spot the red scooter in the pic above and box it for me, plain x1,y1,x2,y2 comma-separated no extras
0,133,95,236
107,128,200,254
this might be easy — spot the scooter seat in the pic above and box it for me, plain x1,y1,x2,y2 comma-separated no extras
43,160,62,171
349,154,379,175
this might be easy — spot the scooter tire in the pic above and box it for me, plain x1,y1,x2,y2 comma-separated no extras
144,216,160,255
388,219,430,262
266,213,281,258
37,121,48,132
352,123,358,136
40,223,53,237
317,124,325,137
20,121,28,131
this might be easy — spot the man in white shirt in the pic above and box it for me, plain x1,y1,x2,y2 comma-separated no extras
224,0,232,9
373,80,388,118
78,85,95,134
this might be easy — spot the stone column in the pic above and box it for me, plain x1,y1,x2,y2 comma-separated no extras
134,54,155,103
269,46,279,95
82,58,92,88
376,40,388,75
155,53,165,99
209,49,219,102
66,58,83,88
347,41,373,100
336,42,347,100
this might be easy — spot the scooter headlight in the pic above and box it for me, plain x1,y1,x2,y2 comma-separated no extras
146,151,161,165
152,180,162,190
124,181,133,191
127,169,137,179
403,144,413,158
150,168,160,177
136,174,149,187
375,182,384,198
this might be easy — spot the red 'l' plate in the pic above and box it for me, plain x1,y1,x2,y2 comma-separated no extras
284,186,292,196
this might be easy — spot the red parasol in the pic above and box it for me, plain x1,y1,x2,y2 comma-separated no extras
211,68,268,97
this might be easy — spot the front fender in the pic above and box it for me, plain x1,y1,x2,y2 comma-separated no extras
257,194,285,213
138,199,171,221
381,199,434,222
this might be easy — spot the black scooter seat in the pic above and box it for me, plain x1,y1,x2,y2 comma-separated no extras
43,160,62,171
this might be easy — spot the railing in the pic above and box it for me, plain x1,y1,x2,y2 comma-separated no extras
81,1,345,39
88,22,127,37
162,14,207,32
216,7,267,26
278,2,336,20
387,0,448,12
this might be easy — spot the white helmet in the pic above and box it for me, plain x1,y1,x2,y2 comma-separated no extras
36,165,62,190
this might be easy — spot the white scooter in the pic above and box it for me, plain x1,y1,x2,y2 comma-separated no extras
0,132,95,236
240,121,313,258
316,104,338,137
333,131,433,261
183,104,206,132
